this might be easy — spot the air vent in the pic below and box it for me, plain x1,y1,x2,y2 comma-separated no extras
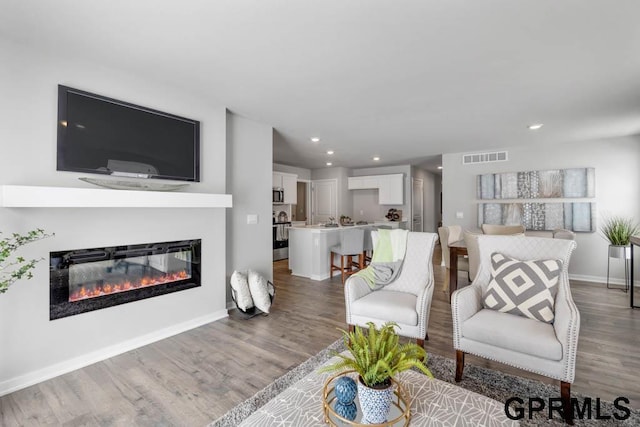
462,151,508,165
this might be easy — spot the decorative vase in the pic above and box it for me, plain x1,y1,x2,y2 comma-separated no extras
334,376,358,421
357,376,394,424
334,376,357,403
334,401,358,421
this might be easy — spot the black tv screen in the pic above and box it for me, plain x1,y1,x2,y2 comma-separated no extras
57,85,200,182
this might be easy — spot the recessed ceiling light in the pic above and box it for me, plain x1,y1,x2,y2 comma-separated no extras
373,157,380,161
326,162,332,166
528,123,543,130
327,150,334,155
437,166,443,170
311,137,321,142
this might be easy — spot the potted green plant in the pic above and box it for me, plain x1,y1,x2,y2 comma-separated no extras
0,229,52,294
321,322,433,424
600,216,639,259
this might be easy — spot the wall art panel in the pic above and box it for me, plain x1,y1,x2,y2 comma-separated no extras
477,202,596,232
477,168,595,199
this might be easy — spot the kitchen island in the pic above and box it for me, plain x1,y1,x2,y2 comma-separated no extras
289,221,408,281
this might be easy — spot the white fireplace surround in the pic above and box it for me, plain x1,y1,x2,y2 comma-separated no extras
0,185,232,208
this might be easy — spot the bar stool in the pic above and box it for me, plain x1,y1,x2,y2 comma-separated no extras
362,227,375,265
330,228,365,284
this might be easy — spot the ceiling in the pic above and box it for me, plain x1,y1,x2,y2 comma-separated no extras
3,1,640,173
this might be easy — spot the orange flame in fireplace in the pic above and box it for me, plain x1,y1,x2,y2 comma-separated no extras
69,270,190,302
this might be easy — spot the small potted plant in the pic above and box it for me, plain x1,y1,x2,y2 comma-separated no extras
600,216,639,259
321,322,433,424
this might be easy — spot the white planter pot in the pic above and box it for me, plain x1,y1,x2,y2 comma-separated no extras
608,245,631,259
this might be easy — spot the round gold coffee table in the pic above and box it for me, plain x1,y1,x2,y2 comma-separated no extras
322,371,410,426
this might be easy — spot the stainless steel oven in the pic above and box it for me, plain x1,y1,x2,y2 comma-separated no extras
273,221,291,261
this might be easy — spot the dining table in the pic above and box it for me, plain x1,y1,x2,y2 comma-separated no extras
448,239,468,301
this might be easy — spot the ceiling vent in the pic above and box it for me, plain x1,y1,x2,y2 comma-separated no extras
462,150,508,165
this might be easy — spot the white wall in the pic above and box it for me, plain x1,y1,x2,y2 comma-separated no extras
273,163,311,180
0,39,230,394
227,113,274,297
442,135,640,281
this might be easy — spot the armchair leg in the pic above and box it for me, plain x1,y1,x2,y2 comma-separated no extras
416,332,429,348
455,350,465,382
561,381,573,425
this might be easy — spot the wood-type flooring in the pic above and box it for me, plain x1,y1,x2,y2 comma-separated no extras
1,245,638,426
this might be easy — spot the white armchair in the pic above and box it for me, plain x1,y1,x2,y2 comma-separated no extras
345,231,437,347
452,235,579,424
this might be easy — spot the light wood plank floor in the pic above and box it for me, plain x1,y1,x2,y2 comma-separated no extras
1,245,638,426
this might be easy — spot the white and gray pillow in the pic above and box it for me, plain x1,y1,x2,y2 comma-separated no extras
230,270,253,311
482,252,562,323
248,269,272,314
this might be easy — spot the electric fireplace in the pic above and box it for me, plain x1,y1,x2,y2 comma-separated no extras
50,239,201,320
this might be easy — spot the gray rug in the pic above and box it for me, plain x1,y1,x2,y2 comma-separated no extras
211,339,639,426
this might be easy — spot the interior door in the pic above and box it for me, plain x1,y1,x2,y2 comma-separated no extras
412,178,424,232
311,179,337,225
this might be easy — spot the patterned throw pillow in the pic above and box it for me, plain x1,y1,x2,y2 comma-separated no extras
482,253,562,323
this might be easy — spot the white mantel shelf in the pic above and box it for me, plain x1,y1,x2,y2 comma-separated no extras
0,185,233,208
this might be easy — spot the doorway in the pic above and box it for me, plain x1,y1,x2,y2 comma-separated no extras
412,178,424,232
311,179,338,224
294,181,308,223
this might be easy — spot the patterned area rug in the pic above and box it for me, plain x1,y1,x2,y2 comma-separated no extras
210,339,640,426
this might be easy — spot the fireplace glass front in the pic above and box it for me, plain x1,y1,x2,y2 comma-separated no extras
50,239,201,320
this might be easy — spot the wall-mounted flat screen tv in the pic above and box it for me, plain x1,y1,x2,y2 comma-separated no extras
57,85,200,182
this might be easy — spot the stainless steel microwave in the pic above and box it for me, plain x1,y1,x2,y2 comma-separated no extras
273,187,284,203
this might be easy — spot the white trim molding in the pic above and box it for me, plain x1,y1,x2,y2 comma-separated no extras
0,309,228,397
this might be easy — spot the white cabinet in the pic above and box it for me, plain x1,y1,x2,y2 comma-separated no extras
273,172,298,204
378,174,404,205
347,176,379,190
348,174,404,205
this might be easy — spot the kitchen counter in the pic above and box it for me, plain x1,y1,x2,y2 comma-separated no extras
288,222,406,280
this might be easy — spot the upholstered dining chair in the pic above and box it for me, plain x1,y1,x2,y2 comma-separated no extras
330,228,365,284
438,226,469,270
345,231,437,347
553,228,576,240
480,223,526,235
462,230,481,282
452,235,579,424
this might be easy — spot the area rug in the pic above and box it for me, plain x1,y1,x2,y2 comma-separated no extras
211,339,640,426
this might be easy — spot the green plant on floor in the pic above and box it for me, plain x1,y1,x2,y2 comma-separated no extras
0,228,53,294
600,216,639,246
320,321,433,388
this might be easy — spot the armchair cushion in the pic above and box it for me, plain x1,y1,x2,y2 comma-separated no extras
483,253,562,323
351,290,418,326
463,309,563,360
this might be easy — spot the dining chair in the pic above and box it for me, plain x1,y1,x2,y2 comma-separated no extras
553,229,576,240
481,224,526,235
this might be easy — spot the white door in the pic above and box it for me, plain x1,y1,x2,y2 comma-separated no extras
311,179,337,224
412,178,424,232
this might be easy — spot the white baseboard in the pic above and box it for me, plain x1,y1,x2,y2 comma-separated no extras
0,309,228,397
569,273,640,287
